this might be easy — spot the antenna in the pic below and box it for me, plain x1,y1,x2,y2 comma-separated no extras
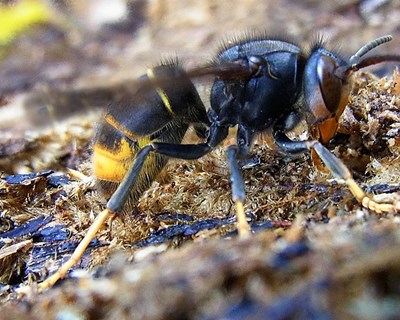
349,35,392,66
334,35,399,79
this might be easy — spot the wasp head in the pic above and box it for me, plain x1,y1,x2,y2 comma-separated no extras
302,35,400,143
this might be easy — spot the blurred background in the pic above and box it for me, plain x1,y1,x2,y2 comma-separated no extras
0,0,399,170
1,0,399,90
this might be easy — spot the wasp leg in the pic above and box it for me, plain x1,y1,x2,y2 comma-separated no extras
226,146,251,236
38,146,155,291
274,131,399,213
37,208,114,291
107,123,252,237
37,143,197,291
107,145,154,212
272,131,309,154
310,142,399,213
108,124,228,213
151,143,251,235
37,126,232,290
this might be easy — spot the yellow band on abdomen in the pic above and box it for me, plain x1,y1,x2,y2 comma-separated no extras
93,138,133,182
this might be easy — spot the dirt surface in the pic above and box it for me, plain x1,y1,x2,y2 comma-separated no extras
0,0,400,319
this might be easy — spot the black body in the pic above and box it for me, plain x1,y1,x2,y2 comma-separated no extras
38,34,400,289
95,34,400,214
210,39,306,157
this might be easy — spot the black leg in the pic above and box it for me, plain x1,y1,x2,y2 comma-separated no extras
106,140,220,212
227,146,251,236
273,130,308,154
108,124,229,212
226,146,246,203
107,145,154,212
151,142,212,159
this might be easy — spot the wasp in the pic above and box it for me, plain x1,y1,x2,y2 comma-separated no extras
38,34,400,290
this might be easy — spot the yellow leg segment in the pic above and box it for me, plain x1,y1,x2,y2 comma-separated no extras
235,200,251,236
346,178,398,213
310,141,399,214
38,208,114,292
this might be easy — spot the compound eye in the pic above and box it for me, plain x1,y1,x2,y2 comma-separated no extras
248,55,266,76
317,55,342,113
